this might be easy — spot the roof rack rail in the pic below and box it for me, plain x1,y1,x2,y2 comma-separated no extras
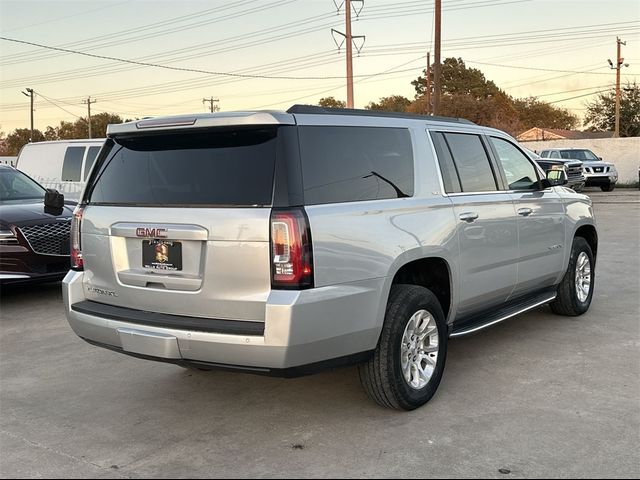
286,104,476,125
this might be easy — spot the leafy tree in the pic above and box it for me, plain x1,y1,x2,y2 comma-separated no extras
5,128,45,155
366,95,411,112
513,97,578,130
412,57,502,99
318,97,346,108
584,82,640,137
51,113,124,140
44,126,58,141
0,130,7,155
409,57,520,134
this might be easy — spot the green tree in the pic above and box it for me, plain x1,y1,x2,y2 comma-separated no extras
584,82,640,137
513,97,578,130
409,57,520,134
318,97,346,108
52,112,124,140
366,95,411,112
5,128,45,155
412,57,502,99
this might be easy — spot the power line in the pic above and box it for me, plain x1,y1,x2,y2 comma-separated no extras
466,59,638,75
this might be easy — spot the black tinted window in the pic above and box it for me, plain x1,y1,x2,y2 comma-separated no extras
61,147,85,181
84,146,101,180
430,132,461,193
89,128,277,206
298,126,414,205
443,133,497,192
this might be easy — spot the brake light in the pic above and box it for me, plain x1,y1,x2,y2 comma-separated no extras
70,205,84,270
270,208,313,289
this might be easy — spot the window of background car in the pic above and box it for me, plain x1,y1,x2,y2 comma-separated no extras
61,147,85,182
560,149,599,161
442,133,497,192
83,146,102,180
550,151,561,159
298,126,414,205
430,131,461,194
88,128,278,206
490,137,539,190
0,168,45,201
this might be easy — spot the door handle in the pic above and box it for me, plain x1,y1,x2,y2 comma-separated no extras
518,208,533,217
459,212,479,223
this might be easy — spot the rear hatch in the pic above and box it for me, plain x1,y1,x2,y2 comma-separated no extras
79,123,289,322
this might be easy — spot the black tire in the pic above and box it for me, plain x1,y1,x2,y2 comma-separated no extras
600,183,615,192
550,237,595,316
358,285,448,410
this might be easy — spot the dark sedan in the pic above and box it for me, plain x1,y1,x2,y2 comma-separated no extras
0,165,73,284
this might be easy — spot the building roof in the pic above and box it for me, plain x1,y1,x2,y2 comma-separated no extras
517,127,615,142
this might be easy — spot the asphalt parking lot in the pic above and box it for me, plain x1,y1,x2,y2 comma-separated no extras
1,189,639,479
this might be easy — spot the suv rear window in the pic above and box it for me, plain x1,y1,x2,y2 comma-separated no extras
298,126,414,205
88,128,278,207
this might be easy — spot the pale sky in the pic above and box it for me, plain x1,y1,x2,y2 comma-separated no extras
1,0,639,133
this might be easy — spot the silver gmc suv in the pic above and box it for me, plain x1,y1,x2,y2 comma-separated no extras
63,106,598,410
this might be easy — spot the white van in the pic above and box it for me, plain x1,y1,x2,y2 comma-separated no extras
16,139,106,201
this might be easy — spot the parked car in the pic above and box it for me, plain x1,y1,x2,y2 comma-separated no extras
524,148,585,191
63,106,597,410
539,148,618,191
0,165,73,284
16,139,106,202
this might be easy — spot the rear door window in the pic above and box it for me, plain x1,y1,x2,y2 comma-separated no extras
84,146,101,180
61,147,85,181
298,126,414,205
442,133,497,192
88,128,278,206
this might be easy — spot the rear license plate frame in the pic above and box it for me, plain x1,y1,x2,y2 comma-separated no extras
142,240,183,271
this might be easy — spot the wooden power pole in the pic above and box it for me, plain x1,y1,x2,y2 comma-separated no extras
433,0,442,115
203,97,220,113
426,51,431,115
610,37,627,137
21,88,34,142
83,96,97,139
331,0,365,108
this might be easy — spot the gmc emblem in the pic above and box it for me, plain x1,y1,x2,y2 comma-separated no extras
136,227,167,238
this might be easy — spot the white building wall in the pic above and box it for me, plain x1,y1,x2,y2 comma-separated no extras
520,137,640,184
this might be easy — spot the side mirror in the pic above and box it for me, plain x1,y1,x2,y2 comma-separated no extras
44,189,65,215
542,168,568,188
44,189,64,209
599,157,603,161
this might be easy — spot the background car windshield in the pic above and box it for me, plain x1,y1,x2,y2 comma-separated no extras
560,150,599,161
0,169,45,202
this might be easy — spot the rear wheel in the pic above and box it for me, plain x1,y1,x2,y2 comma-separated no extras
358,285,448,410
600,183,615,192
550,237,595,316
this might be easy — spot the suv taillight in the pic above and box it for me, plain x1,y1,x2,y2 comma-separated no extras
70,205,84,271
270,208,313,289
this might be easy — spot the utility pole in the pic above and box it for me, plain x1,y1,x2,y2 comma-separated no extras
331,0,365,108
426,51,431,115
203,97,220,113
433,0,442,115
83,96,97,139
608,37,628,137
21,88,34,142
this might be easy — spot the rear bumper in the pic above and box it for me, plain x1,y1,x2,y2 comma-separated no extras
63,270,383,372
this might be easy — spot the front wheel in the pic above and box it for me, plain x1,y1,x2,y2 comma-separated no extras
358,285,448,410
550,237,595,316
601,183,615,192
